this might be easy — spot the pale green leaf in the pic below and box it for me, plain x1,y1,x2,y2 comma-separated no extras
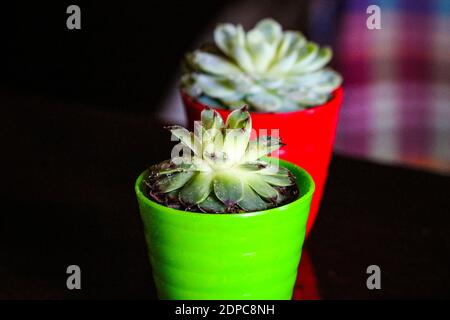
246,31,276,73
297,47,332,74
220,100,247,109
246,173,279,201
179,172,213,205
155,171,195,193
223,107,252,162
253,18,282,44
291,42,319,72
166,125,201,155
198,195,227,213
276,31,306,59
191,51,242,76
238,161,268,171
261,173,295,187
213,172,244,205
285,89,329,106
192,73,243,101
201,107,225,130
267,52,298,75
238,184,270,212
225,106,251,129
230,25,255,73
259,164,290,175
246,91,282,112
214,23,237,57
244,136,284,162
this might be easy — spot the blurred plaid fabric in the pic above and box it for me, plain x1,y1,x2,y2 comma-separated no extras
311,0,450,174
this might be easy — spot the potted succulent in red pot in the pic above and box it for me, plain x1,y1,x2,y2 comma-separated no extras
135,107,315,299
180,18,343,237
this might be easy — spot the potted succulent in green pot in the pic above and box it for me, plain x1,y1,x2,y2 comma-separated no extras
135,107,315,299
180,18,343,237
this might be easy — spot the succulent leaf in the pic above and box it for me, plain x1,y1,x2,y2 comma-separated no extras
238,184,270,212
191,51,242,76
214,23,237,57
245,136,284,162
261,173,295,187
155,171,195,193
225,106,250,129
254,19,282,43
246,91,282,112
238,161,268,171
192,74,243,101
246,19,281,73
166,125,201,156
198,195,227,213
179,172,213,205
201,107,225,130
275,31,305,61
259,164,290,175
298,47,332,74
213,172,244,206
246,173,279,201
223,108,252,162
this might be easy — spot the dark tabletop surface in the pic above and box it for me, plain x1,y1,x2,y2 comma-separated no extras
1,90,450,300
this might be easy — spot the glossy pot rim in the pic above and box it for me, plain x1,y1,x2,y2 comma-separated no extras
135,157,315,219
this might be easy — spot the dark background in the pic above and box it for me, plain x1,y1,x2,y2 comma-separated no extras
1,1,449,299
1,0,311,113
1,1,239,112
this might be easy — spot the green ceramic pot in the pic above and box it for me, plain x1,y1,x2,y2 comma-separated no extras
135,158,314,300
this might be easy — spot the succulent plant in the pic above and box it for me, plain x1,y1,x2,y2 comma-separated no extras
181,18,342,112
144,107,299,213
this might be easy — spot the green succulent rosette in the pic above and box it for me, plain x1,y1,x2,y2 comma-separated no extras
144,107,299,213
182,18,342,112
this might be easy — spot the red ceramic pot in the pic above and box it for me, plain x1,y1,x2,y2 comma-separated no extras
181,87,343,238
